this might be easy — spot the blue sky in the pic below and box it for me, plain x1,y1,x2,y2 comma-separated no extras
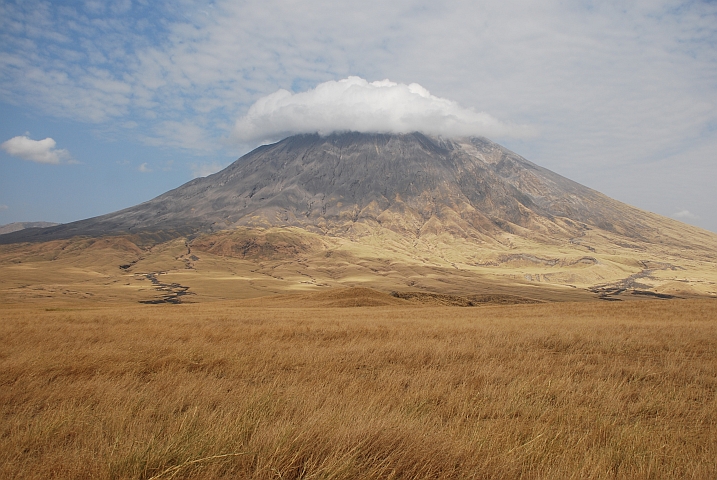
1,0,716,232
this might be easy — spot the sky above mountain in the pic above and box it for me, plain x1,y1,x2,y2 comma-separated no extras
1,0,716,232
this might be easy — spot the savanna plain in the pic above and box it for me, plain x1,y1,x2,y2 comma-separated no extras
2,295,716,479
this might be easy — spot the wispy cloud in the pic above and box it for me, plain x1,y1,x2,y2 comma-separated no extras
672,210,700,221
1,0,717,230
0,0,163,122
138,162,152,173
233,77,534,143
191,161,226,178
139,120,217,153
3,0,716,163
0,204,8,211
1,135,71,164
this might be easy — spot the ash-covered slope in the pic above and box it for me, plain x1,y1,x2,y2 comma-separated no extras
0,222,59,235
0,132,712,252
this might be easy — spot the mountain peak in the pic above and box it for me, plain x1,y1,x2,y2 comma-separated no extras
3,131,716,300
0,132,713,256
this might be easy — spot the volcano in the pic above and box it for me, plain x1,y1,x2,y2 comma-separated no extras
0,132,709,244
2,132,716,301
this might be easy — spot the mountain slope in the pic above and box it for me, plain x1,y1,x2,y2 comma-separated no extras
2,132,713,253
1,132,715,302
0,222,59,235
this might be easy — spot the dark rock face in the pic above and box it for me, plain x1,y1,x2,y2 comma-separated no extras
0,132,664,244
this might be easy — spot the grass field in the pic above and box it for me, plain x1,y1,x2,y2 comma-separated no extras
1,294,716,479
2,226,717,306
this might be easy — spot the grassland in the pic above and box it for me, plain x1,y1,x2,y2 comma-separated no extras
3,227,716,306
2,295,716,479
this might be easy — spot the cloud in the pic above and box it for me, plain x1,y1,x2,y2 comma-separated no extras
0,204,8,211
109,0,131,15
0,1,142,123
83,1,105,14
672,210,700,221
138,162,152,173
2,1,717,230
191,161,226,178
1,135,71,164
140,120,217,153
232,77,533,143
3,1,716,161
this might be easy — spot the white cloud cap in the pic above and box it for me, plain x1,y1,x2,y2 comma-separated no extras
1,136,71,164
233,77,534,144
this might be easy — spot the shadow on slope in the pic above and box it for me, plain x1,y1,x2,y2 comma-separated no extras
239,287,410,308
238,287,544,308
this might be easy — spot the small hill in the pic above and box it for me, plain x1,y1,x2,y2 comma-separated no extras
238,288,547,308
240,287,412,308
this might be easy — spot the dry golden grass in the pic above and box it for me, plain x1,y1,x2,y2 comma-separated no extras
2,226,716,304
1,296,716,479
